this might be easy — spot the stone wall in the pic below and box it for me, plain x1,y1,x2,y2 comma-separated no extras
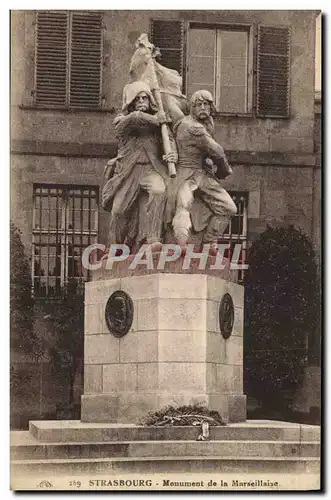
11,154,316,253
11,10,317,153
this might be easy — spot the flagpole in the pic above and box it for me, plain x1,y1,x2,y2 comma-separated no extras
147,58,177,178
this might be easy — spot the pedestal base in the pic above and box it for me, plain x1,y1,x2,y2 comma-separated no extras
82,273,245,423
81,393,247,424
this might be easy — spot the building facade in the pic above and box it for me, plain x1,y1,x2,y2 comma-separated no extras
10,10,321,425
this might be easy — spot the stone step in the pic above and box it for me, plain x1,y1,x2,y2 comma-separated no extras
11,439,320,461
28,420,320,443
11,455,320,475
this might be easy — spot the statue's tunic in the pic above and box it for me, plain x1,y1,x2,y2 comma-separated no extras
172,115,236,242
102,111,172,245
175,115,231,177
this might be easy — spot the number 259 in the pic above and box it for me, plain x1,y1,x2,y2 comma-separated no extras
69,481,81,487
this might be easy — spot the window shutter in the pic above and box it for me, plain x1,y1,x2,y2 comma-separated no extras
35,11,69,107
151,20,184,75
69,11,103,108
257,25,290,117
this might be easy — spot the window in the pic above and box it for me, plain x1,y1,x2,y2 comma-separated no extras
151,20,291,117
35,11,103,109
32,185,99,297
218,192,248,282
187,27,250,114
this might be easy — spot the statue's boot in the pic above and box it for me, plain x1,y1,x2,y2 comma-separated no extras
208,242,220,256
148,240,163,253
200,215,231,257
172,208,192,248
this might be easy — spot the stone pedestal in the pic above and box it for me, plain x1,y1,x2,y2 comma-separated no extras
82,273,246,424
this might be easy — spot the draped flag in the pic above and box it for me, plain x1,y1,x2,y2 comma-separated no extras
129,33,187,125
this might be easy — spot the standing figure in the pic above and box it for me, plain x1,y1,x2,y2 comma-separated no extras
172,90,237,249
102,81,177,251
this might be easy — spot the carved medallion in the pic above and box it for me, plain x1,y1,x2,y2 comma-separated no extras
105,291,133,338
219,293,234,339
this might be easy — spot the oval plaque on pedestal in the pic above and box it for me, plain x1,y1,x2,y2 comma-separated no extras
219,293,234,339
105,291,133,338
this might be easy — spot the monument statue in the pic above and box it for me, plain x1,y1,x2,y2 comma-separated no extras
101,80,177,252
102,33,236,252
171,90,237,250
129,33,187,129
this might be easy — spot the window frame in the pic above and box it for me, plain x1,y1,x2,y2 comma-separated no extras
33,10,104,111
32,184,99,298
185,22,254,116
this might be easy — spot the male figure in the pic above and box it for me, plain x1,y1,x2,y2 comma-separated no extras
172,90,237,248
102,81,177,250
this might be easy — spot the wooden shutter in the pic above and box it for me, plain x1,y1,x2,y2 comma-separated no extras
69,11,103,108
257,25,290,117
151,20,184,75
35,11,69,107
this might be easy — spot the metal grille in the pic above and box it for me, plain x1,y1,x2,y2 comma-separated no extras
35,10,103,109
32,185,99,297
151,20,184,75
257,25,290,117
218,192,248,282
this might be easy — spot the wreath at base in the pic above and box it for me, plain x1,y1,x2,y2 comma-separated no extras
140,404,226,427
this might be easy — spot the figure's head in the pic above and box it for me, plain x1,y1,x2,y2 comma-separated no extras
190,90,216,122
113,296,127,327
122,81,158,114
133,91,150,112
